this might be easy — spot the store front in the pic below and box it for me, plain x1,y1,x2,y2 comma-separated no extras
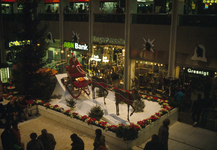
1,0,14,14
90,36,125,87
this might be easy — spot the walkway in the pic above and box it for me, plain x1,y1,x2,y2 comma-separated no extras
0,116,217,150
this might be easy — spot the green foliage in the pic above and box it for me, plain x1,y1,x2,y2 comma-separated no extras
115,124,140,141
11,0,56,101
65,97,76,109
88,106,104,121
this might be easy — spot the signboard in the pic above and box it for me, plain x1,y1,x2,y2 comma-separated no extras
64,41,88,51
8,40,31,47
90,55,101,61
93,36,125,45
184,68,214,77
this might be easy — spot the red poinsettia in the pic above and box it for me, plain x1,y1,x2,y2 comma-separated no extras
152,97,158,100
87,118,96,125
155,112,161,117
54,105,59,108
81,115,89,121
45,103,50,107
150,115,157,120
99,121,107,127
108,125,117,130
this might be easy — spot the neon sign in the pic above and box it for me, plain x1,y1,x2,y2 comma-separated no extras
90,55,101,61
102,56,109,62
64,41,88,50
93,36,125,45
8,40,31,47
187,68,209,76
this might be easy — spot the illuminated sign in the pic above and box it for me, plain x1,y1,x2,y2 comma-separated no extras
64,41,88,51
90,55,101,61
93,36,125,45
8,40,31,47
203,0,217,3
102,56,109,62
187,68,209,76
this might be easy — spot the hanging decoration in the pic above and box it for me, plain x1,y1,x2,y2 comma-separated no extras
191,44,207,62
140,38,155,58
72,31,80,43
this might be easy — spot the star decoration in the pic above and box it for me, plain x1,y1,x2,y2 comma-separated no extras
72,31,80,43
143,38,155,52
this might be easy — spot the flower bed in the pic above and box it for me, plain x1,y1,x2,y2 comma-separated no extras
3,93,177,149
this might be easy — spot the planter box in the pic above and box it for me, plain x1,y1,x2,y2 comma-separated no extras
37,105,178,149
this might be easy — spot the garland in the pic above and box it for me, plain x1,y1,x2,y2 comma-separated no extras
3,93,173,141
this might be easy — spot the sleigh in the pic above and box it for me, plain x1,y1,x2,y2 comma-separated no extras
61,65,91,98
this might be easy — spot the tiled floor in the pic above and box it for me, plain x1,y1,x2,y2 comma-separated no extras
0,116,217,150
134,121,217,150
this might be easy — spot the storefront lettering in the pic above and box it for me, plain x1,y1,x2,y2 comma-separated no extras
8,40,31,47
102,56,109,62
93,36,125,45
90,55,101,61
187,68,209,76
64,42,88,50
75,43,88,51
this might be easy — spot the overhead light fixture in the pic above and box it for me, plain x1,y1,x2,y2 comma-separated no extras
61,50,64,53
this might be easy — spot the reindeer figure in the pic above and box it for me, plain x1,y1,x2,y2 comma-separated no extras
92,75,110,104
115,88,141,121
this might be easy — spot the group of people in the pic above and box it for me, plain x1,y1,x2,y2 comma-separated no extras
0,96,31,127
144,118,170,150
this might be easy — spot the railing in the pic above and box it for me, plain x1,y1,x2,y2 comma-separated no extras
2,13,217,27
178,14,217,27
94,13,125,23
131,13,171,25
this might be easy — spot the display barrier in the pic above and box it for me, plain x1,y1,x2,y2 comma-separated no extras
36,105,178,149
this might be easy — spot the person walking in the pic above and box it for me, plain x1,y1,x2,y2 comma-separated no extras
192,93,203,126
93,129,106,150
158,119,170,150
70,133,84,150
27,133,44,150
143,134,165,150
37,129,56,150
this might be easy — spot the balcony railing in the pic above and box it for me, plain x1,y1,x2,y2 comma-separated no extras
131,13,171,25
2,13,217,27
178,14,217,27
94,13,125,23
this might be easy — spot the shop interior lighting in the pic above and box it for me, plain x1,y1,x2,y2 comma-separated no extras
7,67,10,78
145,62,147,64
183,67,185,70
122,49,125,52
55,52,58,55
158,64,160,66
67,54,70,57
140,61,142,63
161,64,163,66
37,43,40,46
151,63,153,65
136,61,138,63
154,63,156,65
61,50,64,53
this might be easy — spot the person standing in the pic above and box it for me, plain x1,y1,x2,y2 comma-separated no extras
1,122,17,150
12,121,24,149
37,129,56,150
17,95,30,121
70,133,84,150
192,94,203,126
27,133,44,150
5,99,19,123
143,134,164,150
93,129,106,150
175,88,185,112
158,119,170,150
201,96,214,127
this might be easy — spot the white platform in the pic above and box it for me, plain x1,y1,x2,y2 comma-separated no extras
50,73,162,125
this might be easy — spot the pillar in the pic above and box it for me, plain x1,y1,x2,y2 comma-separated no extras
168,0,178,80
0,1,6,64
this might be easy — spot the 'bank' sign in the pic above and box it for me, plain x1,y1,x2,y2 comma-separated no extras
64,41,88,51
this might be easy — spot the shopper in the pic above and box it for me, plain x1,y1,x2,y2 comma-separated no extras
192,94,203,126
201,96,214,127
70,133,84,150
37,129,56,150
17,95,30,121
158,119,170,150
5,98,19,123
1,122,17,150
12,121,24,149
93,129,106,150
27,132,44,150
144,134,165,150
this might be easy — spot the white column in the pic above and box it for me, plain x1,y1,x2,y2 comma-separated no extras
13,2,18,13
168,0,178,79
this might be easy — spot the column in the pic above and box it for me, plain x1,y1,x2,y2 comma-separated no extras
59,0,64,73
0,1,6,64
168,0,178,80
37,1,45,13
13,2,18,13
124,0,137,90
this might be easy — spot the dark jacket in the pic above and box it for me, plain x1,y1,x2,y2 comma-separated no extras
37,133,56,150
158,125,169,149
71,136,84,150
27,139,44,150
144,140,165,150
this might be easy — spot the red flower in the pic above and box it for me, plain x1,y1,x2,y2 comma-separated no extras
41,101,45,104
54,105,59,108
153,97,158,100
114,87,119,89
150,115,157,120
66,110,71,113
46,103,50,106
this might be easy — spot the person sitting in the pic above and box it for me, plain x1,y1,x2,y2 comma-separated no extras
70,133,84,150
67,53,84,79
